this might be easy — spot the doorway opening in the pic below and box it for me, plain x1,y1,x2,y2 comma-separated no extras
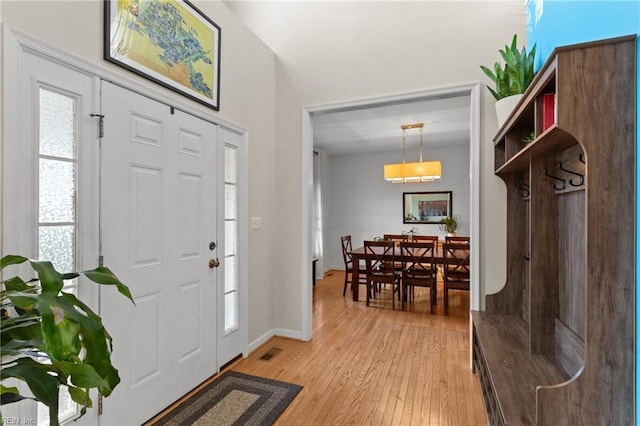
301,84,481,339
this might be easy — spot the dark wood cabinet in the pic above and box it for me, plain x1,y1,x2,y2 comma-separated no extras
472,35,636,425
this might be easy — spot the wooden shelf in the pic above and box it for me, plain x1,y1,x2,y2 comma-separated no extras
495,125,577,174
471,311,568,425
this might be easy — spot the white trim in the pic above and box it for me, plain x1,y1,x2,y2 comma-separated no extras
301,83,482,329
236,130,250,357
247,327,305,354
469,83,481,311
274,328,304,340
300,110,314,341
217,127,250,363
248,330,275,354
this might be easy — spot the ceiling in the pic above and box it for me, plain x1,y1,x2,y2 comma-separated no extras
312,94,471,156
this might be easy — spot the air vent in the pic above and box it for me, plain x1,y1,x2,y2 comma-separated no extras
259,347,282,361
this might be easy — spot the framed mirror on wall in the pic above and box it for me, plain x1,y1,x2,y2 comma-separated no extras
403,191,452,224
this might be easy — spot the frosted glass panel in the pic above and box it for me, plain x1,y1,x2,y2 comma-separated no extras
225,256,236,293
224,292,238,334
224,146,237,184
39,226,75,273
225,221,236,256
224,184,236,219
39,158,75,223
39,88,75,159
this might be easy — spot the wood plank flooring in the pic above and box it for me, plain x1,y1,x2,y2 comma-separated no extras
148,270,488,425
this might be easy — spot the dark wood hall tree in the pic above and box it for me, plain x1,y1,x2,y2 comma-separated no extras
472,35,636,425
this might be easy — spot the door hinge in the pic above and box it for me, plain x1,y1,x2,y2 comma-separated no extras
98,395,103,415
98,255,104,268
90,113,105,138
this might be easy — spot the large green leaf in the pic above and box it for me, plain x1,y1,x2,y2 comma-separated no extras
37,294,82,361
67,385,92,408
0,384,23,404
55,361,109,389
2,276,33,292
74,314,120,396
1,338,45,356
83,267,134,303
0,255,28,270
29,261,64,294
1,358,60,411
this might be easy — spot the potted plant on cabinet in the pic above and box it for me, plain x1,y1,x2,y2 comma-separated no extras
480,34,536,127
439,216,459,237
0,255,133,426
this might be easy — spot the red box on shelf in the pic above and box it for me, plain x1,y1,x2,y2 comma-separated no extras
542,93,556,131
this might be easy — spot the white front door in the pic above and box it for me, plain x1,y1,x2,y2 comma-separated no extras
99,82,219,425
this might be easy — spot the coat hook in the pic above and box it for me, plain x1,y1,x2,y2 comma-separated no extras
558,162,584,187
545,168,566,190
515,176,530,198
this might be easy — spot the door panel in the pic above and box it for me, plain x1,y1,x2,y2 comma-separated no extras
99,82,218,425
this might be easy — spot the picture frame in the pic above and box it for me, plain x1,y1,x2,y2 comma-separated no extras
104,0,221,110
403,191,452,224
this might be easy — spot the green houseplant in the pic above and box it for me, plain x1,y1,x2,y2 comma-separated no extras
480,34,536,100
0,255,133,426
439,216,459,236
480,34,536,127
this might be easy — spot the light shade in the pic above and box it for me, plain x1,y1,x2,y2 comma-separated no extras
384,160,442,183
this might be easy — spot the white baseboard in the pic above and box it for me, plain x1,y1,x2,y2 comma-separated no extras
247,327,306,354
274,328,304,340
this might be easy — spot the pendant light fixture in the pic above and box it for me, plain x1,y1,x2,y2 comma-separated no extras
384,123,442,183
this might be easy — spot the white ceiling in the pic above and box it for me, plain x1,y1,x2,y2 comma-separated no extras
312,94,470,156
224,1,526,157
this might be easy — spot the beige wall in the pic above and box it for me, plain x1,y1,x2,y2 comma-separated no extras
0,0,278,345
227,1,526,329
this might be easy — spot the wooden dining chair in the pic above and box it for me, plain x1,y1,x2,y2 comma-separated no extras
341,235,367,296
364,240,402,309
442,242,471,315
382,234,409,271
445,236,470,244
400,241,437,313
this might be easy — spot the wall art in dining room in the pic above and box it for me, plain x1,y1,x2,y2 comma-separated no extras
104,0,221,110
403,191,452,224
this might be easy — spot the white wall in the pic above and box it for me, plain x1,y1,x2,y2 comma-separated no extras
0,0,277,346
0,1,526,347
323,145,470,271
227,1,524,328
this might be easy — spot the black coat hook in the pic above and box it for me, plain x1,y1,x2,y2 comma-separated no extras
515,176,530,198
545,168,566,190
558,162,584,187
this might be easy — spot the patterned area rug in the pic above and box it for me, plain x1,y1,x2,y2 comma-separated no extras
153,371,303,426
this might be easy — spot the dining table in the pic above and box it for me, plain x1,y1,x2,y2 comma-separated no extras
349,243,449,302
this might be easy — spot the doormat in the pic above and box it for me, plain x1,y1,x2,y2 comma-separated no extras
152,371,302,426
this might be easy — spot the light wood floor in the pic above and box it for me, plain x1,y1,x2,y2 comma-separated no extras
149,270,488,425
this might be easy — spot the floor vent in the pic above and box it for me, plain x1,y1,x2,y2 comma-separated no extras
259,347,282,361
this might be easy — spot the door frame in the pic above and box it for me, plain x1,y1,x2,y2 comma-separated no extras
2,24,249,421
301,84,481,338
